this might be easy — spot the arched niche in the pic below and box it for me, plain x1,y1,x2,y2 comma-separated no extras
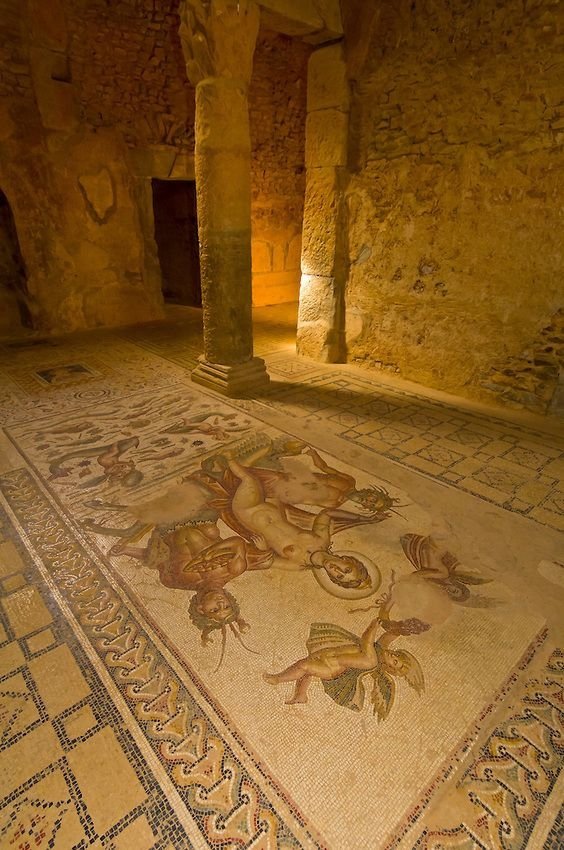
0,190,33,331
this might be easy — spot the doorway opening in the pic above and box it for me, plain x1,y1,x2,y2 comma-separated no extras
151,179,202,307
0,190,32,332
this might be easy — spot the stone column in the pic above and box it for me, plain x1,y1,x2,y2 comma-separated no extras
296,42,350,362
179,0,269,396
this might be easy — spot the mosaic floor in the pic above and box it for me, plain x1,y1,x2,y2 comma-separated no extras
0,307,562,850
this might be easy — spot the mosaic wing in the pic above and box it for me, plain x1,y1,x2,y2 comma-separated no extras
306,622,360,655
400,533,430,570
370,670,396,722
451,570,492,585
322,669,367,712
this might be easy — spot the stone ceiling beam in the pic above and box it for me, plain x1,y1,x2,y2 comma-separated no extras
258,0,343,44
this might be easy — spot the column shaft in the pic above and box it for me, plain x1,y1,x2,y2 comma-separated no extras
180,0,269,397
195,77,253,366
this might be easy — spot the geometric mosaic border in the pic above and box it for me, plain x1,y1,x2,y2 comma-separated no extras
0,507,194,850
413,650,564,850
247,366,564,533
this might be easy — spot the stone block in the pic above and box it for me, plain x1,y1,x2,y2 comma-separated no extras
126,146,177,179
251,240,272,273
296,322,338,361
286,233,302,269
297,274,338,323
192,357,270,398
259,0,342,41
29,48,79,132
301,167,341,277
306,108,349,167
307,43,349,113
260,0,323,33
252,270,300,306
308,0,344,38
169,151,196,180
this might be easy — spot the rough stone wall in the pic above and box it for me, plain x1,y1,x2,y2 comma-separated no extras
0,2,34,125
0,0,308,334
0,0,165,333
342,0,564,413
65,2,308,307
250,31,310,306
0,193,28,330
483,309,564,413
65,0,195,149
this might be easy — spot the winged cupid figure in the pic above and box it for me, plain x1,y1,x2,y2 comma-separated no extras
264,585,427,720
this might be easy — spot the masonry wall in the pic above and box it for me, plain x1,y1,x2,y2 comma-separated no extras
0,0,165,333
342,0,564,413
68,2,309,307
250,32,309,306
0,0,308,334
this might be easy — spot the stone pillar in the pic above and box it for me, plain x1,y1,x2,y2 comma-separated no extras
296,42,350,362
179,0,269,396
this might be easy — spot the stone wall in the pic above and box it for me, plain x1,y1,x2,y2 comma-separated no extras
0,192,28,330
250,31,309,305
0,0,164,333
341,0,564,413
482,308,564,414
66,0,194,149
0,0,308,334
66,2,308,307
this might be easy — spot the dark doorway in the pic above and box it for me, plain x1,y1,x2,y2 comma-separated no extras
152,179,202,307
0,190,32,331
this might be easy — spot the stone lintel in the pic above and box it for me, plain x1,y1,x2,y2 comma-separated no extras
259,0,342,43
191,356,270,397
126,147,195,180
307,42,349,112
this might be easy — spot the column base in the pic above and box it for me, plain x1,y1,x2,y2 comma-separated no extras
191,356,270,398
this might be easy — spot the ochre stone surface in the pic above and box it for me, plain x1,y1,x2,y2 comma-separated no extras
0,0,163,333
0,123,163,332
0,192,28,329
259,0,343,42
339,0,564,413
0,0,309,332
307,41,349,112
297,41,349,362
250,32,309,306
483,308,564,413
179,0,259,369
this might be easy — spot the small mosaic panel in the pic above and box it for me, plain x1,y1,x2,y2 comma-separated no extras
6,358,108,395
